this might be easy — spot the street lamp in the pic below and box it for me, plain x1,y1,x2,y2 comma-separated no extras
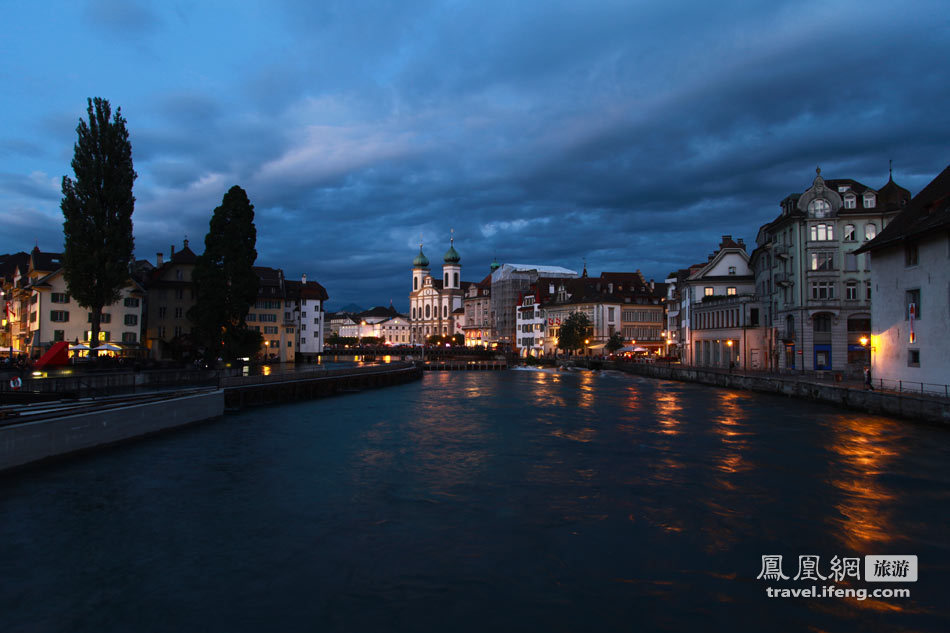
859,335,871,367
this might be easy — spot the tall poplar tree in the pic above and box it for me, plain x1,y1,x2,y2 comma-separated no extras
190,186,261,362
61,98,136,355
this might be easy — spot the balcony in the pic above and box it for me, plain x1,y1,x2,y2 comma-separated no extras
773,244,790,259
775,273,794,287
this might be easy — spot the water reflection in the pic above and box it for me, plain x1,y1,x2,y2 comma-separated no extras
826,416,898,551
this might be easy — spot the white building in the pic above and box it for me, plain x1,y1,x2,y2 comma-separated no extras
409,239,468,343
17,248,145,355
684,236,757,367
857,165,949,387
286,274,328,359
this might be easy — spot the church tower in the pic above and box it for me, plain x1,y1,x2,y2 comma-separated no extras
412,243,429,292
442,236,461,290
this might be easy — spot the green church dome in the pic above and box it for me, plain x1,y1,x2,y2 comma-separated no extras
413,246,429,268
443,239,461,264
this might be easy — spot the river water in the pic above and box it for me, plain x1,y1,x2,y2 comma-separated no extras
1,369,948,632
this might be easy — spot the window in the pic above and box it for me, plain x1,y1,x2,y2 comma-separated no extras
30,294,38,305
728,266,736,275
264,326,278,334
864,193,876,208
905,289,921,319
726,287,737,296
287,340,292,348
445,273,449,286
122,332,137,343
844,195,856,209
124,314,138,326
865,223,877,240
50,310,69,322
53,330,65,342
51,293,69,304
454,272,459,287
425,305,430,318
813,314,832,332
866,281,872,300
443,305,448,318
174,326,182,337
301,324,306,331
88,312,111,324
313,317,319,324
808,199,831,217
174,307,183,319
300,337,306,344
158,307,167,318
809,224,834,241
175,269,183,281
908,350,920,367
905,242,919,267
176,288,184,299
750,308,759,327
844,252,858,271
811,281,836,300
30,310,36,323
810,252,835,271
843,224,856,241
124,297,139,307
411,307,416,319
704,287,714,297
260,314,277,322
846,282,858,300
246,313,257,322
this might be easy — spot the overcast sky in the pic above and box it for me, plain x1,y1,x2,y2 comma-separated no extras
2,1,948,309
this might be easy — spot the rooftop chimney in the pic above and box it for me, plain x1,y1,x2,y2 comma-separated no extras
156,252,164,266
170,245,175,257
183,238,189,249
302,273,307,284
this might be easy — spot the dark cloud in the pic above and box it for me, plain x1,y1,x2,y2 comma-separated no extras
3,0,949,310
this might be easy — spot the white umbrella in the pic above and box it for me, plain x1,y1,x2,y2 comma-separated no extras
93,343,122,351
69,343,91,351
633,346,648,352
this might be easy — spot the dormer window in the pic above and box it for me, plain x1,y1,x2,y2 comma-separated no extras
837,185,850,193
844,195,856,209
808,198,831,218
728,266,736,275
863,193,876,208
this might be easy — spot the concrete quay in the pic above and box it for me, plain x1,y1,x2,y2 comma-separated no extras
612,362,950,425
0,363,423,472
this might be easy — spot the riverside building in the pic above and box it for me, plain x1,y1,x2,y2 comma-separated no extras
753,167,909,372
856,164,949,386
408,238,471,343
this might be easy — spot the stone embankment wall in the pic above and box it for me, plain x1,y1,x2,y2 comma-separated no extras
613,363,950,425
0,390,224,472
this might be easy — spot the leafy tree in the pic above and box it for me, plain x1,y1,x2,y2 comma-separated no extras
556,312,592,354
606,332,625,354
451,333,464,347
359,336,380,346
189,186,261,361
61,98,136,355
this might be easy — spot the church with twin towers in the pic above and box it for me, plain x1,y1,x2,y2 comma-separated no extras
408,234,471,343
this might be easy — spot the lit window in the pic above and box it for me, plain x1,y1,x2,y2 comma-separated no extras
808,199,831,217
843,224,855,241
726,287,737,296
865,223,877,240
704,287,714,297
810,252,835,271
809,224,834,241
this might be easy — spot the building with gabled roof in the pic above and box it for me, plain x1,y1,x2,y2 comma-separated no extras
856,164,949,386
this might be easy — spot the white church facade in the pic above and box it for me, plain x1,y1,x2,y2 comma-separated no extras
409,239,466,343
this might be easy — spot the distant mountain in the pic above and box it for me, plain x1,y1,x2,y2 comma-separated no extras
332,302,363,314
